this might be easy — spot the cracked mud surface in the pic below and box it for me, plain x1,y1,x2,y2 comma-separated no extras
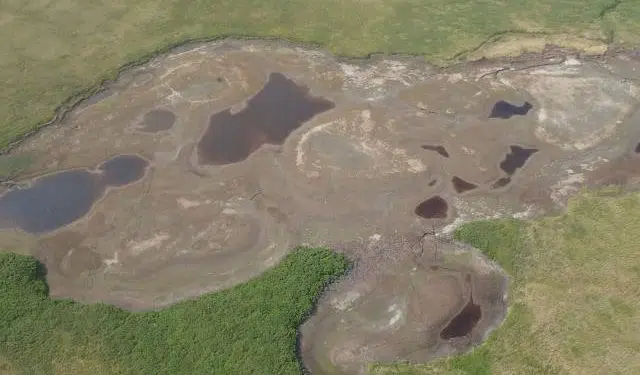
1,40,640,374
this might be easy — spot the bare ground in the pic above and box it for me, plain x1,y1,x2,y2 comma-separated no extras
1,40,639,374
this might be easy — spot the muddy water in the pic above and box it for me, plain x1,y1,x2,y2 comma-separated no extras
0,171,103,234
489,100,533,119
415,196,448,219
421,144,449,157
451,176,477,194
440,275,482,339
138,109,176,132
0,155,148,234
439,298,482,339
197,72,335,165
98,154,149,186
499,145,539,175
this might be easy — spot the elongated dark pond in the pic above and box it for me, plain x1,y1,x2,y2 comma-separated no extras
0,155,148,234
421,144,449,158
499,145,538,175
197,72,335,165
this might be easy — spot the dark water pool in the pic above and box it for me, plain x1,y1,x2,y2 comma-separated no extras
197,72,335,165
414,196,448,219
489,100,532,119
0,155,148,234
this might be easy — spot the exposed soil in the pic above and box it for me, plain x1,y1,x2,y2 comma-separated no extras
1,40,639,374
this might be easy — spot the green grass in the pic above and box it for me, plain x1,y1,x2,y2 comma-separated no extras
0,246,348,375
371,190,640,375
602,0,640,44
1,0,640,150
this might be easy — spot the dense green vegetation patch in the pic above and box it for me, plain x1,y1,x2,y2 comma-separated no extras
0,247,348,375
372,190,640,375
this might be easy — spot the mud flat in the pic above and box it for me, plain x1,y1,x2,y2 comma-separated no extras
1,40,639,373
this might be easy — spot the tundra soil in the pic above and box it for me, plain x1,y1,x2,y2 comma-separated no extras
1,40,640,374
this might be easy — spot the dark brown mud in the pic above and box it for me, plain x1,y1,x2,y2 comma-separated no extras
421,145,449,158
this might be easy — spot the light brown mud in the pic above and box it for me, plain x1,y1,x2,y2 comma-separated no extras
1,40,639,374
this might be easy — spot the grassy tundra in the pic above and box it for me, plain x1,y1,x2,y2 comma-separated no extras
1,0,639,150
